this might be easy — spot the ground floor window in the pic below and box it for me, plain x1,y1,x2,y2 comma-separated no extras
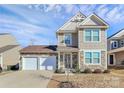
84,51,101,64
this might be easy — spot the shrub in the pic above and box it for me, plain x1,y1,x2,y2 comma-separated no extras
76,68,80,73
121,61,124,65
80,69,84,73
71,69,80,73
103,69,110,73
83,68,92,73
55,68,65,73
71,69,76,73
93,69,102,73
0,66,2,73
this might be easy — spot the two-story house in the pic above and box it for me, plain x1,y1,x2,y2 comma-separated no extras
56,12,109,71
108,29,124,66
20,12,109,71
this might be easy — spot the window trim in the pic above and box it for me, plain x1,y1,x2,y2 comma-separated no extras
111,41,118,49
84,50,101,65
64,33,72,45
120,40,124,47
84,29,101,43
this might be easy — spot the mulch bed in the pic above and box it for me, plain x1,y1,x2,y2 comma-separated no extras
47,73,124,88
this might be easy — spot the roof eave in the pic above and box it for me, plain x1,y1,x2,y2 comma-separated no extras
78,26,109,29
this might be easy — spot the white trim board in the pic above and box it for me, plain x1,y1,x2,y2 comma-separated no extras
0,54,3,68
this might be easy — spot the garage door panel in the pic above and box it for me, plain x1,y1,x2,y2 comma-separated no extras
23,57,37,70
47,66,53,70
39,56,56,70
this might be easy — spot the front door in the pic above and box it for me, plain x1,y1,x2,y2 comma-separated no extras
65,54,71,68
109,54,115,65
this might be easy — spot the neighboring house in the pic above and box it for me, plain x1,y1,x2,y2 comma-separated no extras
108,29,124,66
20,12,109,71
0,33,21,70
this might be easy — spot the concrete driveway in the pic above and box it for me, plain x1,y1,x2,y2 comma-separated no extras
0,70,53,88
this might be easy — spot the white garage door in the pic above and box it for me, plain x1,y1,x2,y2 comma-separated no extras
39,56,56,70
22,57,38,70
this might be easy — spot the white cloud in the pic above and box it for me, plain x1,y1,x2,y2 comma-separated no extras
96,5,109,17
44,5,56,12
0,12,56,46
62,5,79,14
79,5,96,15
25,4,124,24
1,5,55,25
105,6,124,23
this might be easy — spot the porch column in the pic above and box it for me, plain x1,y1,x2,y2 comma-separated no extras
71,53,72,68
63,53,65,68
58,52,60,69
20,56,23,70
78,51,80,69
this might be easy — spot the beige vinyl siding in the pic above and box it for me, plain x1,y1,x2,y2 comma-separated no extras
2,46,21,69
78,28,107,50
72,33,78,46
0,35,18,48
114,51,124,65
58,33,64,46
107,40,111,51
58,32,78,47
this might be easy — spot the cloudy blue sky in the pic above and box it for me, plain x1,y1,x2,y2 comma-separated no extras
0,4,124,47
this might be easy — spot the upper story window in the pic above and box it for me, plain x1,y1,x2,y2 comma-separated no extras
111,41,118,49
85,30,92,41
120,40,124,47
84,29,100,42
64,34,72,45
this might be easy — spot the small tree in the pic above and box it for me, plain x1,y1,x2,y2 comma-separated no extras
65,62,70,82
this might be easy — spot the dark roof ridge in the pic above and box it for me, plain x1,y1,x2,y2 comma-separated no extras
107,28,124,39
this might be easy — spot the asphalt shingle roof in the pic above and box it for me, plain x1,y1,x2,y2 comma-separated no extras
20,45,57,54
0,45,19,53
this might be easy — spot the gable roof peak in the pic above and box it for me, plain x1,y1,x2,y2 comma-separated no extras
79,13,109,27
56,11,86,32
71,11,86,22
76,11,86,16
